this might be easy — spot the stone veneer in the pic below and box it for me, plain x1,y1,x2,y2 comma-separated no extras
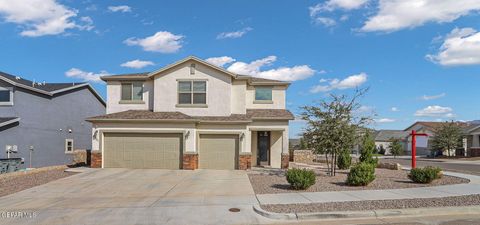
239,154,252,170
182,153,198,170
90,151,102,168
293,150,314,164
281,153,289,169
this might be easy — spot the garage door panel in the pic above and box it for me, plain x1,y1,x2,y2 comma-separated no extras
104,133,182,169
199,134,238,170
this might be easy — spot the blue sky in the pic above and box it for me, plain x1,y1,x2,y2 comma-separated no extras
1,0,480,138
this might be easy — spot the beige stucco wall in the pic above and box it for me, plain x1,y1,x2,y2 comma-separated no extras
231,80,247,114
152,61,232,116
251,131,258,166
248,120,289,168
246,85,286,109
270,131,283,169
106,80,154,114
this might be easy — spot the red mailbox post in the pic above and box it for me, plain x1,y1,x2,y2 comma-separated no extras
410,130,428,168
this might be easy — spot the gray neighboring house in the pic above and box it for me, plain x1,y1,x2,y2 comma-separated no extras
0,71,105,168
374,130,409,155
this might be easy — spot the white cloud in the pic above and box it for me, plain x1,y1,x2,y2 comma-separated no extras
78,16,94,31
205,56,236,67
65,68,109,83
426,28,480,66
120,59,154,69
108,5,131,13
310,72,367,93
216,27,252,39
376,118,396,123
0,0,91,37
391,107,399,112
124,31,184,53
313,17,337,27
414,105,455,118
358,105,374,112
421,93,446,100
226,56,315,81
361,0,480,32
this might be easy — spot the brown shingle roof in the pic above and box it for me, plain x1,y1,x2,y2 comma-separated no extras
86,110,194,121
87,109,294,122
405,121,470,131
247,109,294,120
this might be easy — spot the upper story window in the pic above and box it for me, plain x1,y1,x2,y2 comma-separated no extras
255,86,273,101
121,82,143,102
178,80,206,105
0,86,13,106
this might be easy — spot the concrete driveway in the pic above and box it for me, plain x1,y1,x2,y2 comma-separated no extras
0,169,272,225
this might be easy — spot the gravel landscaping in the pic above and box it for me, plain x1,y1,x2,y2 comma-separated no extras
248,165,469,194
261,194,480,213
0,165,76,197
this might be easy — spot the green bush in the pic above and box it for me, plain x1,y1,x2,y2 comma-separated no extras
359,132,379,166
346,162,376,186
286,168,316,190
337,151,352,170
408,166,442,183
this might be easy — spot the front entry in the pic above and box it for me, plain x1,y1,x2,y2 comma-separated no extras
257,131,270,166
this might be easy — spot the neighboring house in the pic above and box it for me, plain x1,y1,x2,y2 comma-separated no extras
87,56,294,170
461,123,480,157
0,72,106,168
404,121,473,156
374,130,408,155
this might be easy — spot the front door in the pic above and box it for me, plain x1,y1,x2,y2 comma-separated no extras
257,131,270,166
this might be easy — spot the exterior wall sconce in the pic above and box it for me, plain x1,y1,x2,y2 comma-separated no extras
239,132,245,141
185,130,190,139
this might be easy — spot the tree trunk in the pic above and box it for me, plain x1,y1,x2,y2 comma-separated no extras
325,153,330,176
333,152,337,176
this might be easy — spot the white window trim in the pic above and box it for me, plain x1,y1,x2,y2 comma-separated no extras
65,139,74,154
177,80,208,106
120,82,144,103
0,86,13,106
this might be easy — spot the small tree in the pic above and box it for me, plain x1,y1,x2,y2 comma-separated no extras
299,138,307,149
359,131,378,166
389,138,403,158
378,145,386,155
431,121,463,157
302,89,371,176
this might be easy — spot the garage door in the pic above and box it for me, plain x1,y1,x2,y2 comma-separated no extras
199,134,238,170
103,133,182,169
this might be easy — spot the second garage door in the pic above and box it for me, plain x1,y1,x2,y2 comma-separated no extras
199,134,238,170
103,133,182,169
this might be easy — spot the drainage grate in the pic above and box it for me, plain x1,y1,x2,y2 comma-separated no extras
229,208,240,212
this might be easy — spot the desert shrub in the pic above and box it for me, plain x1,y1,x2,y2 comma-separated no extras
337,151,352,170
346,162,376,186
286,168,316,190
408,166,442,183
359,132,379,166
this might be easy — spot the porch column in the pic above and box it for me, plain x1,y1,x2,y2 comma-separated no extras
281,128,289,169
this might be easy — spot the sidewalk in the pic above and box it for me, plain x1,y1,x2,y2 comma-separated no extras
256,171,480,205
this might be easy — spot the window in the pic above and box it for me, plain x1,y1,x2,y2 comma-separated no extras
0,87,13,105
190,63,196,75
65,139,73,153
121,82,143,101
178,81,206,105
255,86,272,101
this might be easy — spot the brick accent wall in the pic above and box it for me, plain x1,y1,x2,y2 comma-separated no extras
90,151,102,168
239,154,252,170
281,153,289,169
183,153,198,170
470,147,480,157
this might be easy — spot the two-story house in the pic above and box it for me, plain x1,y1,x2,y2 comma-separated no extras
0,71,106,168
87,56,294,170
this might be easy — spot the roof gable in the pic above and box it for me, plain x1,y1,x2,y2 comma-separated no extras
148,56,237,78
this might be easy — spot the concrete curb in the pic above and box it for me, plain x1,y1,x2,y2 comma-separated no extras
253,204,480,221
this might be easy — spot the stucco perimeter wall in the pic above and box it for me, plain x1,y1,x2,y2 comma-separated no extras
246,85,286,109
153,61,232,116
106,80,154,114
